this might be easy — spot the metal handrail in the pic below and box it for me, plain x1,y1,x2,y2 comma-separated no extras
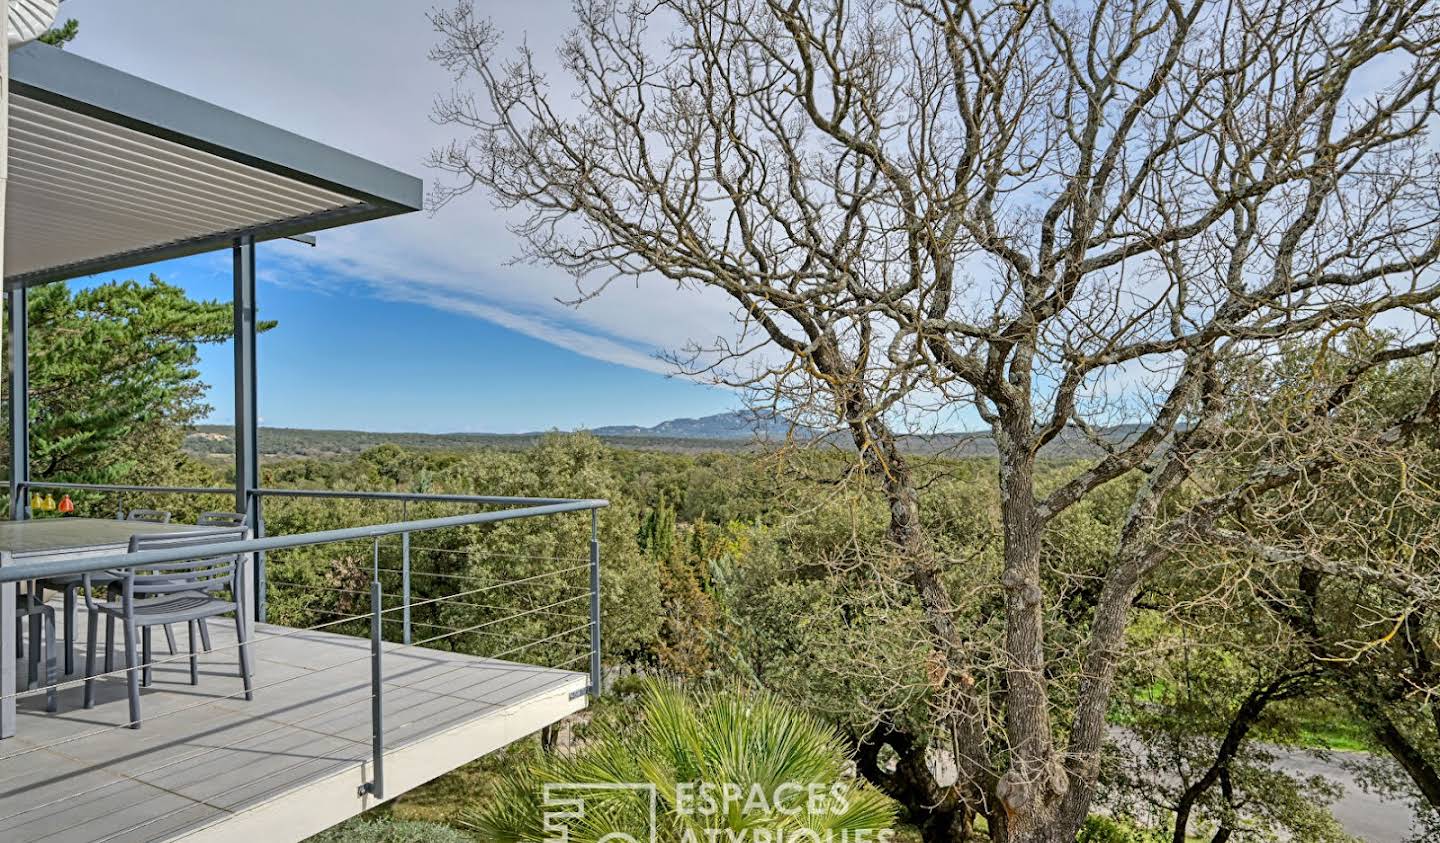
0,498,607,583
0,490,606,802
17,481,233,496
255,487,581,506
15,481,590,507
4,484,608,656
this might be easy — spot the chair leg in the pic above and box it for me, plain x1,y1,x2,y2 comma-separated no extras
188,621,199,686
234,613,252,701
28,609,41,687
122,620,141,729
104,615,115,674
84,610,98,709
142,627,152,687
198,619,212,652
163,624,177,656
43,610,56,714
63,587,76,677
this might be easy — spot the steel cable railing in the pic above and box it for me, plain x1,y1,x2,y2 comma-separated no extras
0,487,606,822
0,577,593,842
0,561,590,756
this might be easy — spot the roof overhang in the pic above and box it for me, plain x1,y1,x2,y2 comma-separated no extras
4,42,423,289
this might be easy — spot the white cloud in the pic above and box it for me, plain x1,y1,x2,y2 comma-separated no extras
62,0,740,379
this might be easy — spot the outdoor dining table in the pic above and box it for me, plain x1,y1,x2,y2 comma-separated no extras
0,517,223,738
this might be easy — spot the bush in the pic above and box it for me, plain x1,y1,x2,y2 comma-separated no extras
306,817,474,843
1077,815,1163,843
467,682,897,842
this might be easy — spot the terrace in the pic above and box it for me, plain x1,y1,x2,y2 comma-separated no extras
0,42,604,842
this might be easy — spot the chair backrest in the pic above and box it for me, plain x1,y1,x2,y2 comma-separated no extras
123,528,249,598
125,508,172,524
197,511,248,528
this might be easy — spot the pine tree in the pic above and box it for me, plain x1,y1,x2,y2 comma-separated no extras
2,276,272,486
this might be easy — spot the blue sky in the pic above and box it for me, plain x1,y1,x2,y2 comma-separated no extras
108,253,732,433
58,1,740,434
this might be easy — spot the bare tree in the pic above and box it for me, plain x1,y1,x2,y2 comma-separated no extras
429,1,1440,840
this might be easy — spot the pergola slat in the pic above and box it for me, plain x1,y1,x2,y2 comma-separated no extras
3,42,421,288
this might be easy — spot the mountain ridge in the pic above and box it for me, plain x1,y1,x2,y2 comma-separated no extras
590,411,795,439
185,411,1125,459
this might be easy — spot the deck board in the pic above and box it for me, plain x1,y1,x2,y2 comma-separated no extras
0,618,588,842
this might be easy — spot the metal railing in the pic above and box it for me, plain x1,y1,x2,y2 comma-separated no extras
0,482,607,805
12,481,600,641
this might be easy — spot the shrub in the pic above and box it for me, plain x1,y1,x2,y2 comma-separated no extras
1077,815,1163,843
466,682,897,842
306,817,474,842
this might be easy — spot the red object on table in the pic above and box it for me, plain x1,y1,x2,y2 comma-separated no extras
58,495,74,514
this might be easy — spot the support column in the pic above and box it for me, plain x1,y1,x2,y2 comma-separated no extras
233,235,263,620
7,287,26,521
1,1,15,741
1,1,11,524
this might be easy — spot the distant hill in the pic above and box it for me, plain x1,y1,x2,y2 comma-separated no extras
185,412,1132,461
184,425,758,459
591,411,796,440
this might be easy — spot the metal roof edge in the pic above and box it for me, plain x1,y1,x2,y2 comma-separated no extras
9,42,423,212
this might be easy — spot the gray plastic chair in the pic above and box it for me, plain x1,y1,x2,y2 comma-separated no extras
15,586,57,713
38,508,178,673
83,528,252,728
125,510,182,655
187,513,248,651
197,512,247,528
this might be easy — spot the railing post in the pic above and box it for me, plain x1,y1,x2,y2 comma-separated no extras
589,509,601,699
1,553,14,738
363,538,385,800
401,501,411,646
253,493,267,624
401,531,412,646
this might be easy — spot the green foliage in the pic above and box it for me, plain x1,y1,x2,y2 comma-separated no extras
464,682,897,842
640,494,720,676
37,19,79,48
1075,816,1164,843
260,433,661,670
306,817,474,843
2,277,263,491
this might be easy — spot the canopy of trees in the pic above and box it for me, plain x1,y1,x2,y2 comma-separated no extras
428,1,1440,840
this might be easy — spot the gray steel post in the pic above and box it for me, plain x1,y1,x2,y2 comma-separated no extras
7,286,28,520
366,539,385,799
401,531,411,646
254,494,267,623
1,554,13,738
589,509,601,698
233,235,262,620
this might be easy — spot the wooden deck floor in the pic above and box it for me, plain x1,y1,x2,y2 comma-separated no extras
0,617,588,843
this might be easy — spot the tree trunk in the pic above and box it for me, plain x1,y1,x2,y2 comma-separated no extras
1056,568,1142,837
843,401,992,839
1369,710,1440,807
1171,675,1291,843
992,416,1065,840
540,722,560,752
855,723,971,843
